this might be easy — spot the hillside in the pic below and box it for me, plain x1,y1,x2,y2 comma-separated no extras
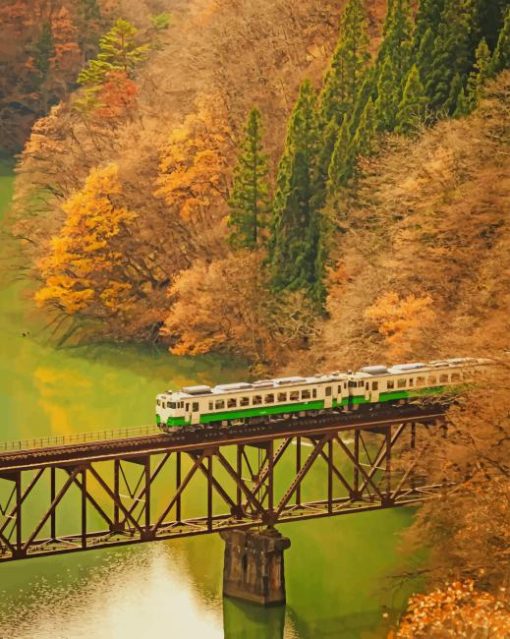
310,71,510,372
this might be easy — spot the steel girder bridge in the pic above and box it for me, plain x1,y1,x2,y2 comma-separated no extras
0,405,445,566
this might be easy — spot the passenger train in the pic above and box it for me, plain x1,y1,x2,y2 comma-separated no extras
155,357,489,432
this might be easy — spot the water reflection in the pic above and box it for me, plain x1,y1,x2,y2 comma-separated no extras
0,545,225,639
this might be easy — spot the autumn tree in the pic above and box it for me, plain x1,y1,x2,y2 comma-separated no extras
394,581,510,638
35,164,137,317
364,292,436,360
228,108,271,250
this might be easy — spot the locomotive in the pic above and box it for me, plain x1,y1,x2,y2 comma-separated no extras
155,357,488,433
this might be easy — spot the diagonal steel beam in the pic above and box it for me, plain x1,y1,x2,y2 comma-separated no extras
334,435,385,500
275,434,329,516
357,423,407,495
215,450,265,515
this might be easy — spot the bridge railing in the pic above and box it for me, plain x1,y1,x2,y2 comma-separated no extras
0,424,160,453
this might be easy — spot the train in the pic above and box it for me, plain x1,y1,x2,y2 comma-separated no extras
155,357,489,432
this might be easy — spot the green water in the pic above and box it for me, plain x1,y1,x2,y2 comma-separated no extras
0,161,417,638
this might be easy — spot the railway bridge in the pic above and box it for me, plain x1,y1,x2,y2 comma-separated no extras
0,405,445,605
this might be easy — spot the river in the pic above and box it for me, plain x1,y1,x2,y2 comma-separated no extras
0,159,417,638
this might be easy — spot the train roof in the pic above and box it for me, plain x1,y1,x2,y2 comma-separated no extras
163,358,490,398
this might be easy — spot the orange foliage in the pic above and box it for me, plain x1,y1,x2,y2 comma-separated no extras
35,164,137,315
155,95,231,222
95,71,139,119
50,6,81,77
393,580,510,638
364,292,436,360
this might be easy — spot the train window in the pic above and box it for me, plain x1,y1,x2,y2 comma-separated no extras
387,380,395,389
209,402,213,411
180,402,184,408
344,382,348,389
439,374,449,383
365,383,369,390
409,378,414,387
337,385,342,394
358,381,364,388
290,391,299,401
227,398,237,408
348,381,357,388
325,387,332,397
277,392,287,402
265,394,274,404
417,376,425,386
397,379,406,389
240,397,250,407
312,389,317,398
157,400,160,407
452,373,461,382
253,395,262,405
302,390,311,400
192,402,199,412
185,403,190,411
372,381,379,391
215,400,225,410
428,376,437,385
170,402,177,409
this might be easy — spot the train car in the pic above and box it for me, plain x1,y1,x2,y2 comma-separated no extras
155,357,489,432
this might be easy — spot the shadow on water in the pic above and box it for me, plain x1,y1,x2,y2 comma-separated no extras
223,598,287,639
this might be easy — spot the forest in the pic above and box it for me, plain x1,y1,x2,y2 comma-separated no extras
2,0,510,634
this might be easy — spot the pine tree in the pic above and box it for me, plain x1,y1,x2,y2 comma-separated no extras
413,0,446,49
327,118,355,193
396,65,428,134
464,38,492,110
415,27,436,86
78,19,150,86
426,0,479,112
34,22,54,78
269,81,322,297
374,57,400,131
377,0,414,82
228,108,270,250
445,73,465,115
319,0,370,126
351,97,377,157
491,7,510,75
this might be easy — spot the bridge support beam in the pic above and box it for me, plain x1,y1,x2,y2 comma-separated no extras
221,528,291,606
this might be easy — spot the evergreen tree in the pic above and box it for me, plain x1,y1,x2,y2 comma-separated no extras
445,72,465,115
228,109,270,250
327,118,355,193
453,86,471,117
413,0,446,49
396,65,428,134
374,57,400,131
34,22,54,78
415,27,436,86
377,0,414,82
78,19,150,85
351,97,377,156
476,0,509,49
319,0,370,126
491,7,510,75
465,38,492,109
426,0,479,112
269,81,323,299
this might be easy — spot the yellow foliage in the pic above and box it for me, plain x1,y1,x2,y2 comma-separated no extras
364,292,436,360
395,580,510,638
155,94,230,222
35,164,137,316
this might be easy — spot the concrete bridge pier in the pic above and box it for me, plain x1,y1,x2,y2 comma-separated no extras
220,528,291,606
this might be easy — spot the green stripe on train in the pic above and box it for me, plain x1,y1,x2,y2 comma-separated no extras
164,385,450,427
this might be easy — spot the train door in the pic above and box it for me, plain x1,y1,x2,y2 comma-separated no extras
191,401,200,425
371,380,380,403
324,385,333,409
